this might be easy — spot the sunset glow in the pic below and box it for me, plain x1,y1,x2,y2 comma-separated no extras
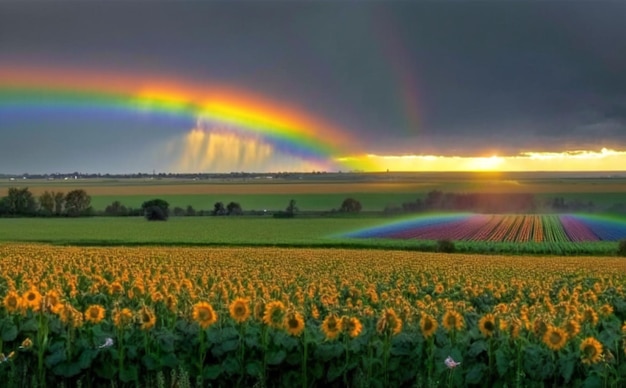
340,149,626,172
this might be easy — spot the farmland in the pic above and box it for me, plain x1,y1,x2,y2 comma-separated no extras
3,171,626,212
349,214,626,243
0,244,624,386
0,172,625,386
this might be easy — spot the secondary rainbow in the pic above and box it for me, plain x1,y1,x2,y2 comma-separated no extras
0,66,361,169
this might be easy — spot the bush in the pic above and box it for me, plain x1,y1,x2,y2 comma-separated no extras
436,239,456,253
618,239,626,257
142,199,169,221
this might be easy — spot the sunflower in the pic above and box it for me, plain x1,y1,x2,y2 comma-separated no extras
22,288,42,312
192,302,218,329
598,304,613,317
165,294,177,313
3,291,22,313
508,318,521,340
376,308,402,336
442,310,464,332
543,326,568,351
284,311,305,337
253,300,266,322
580,337,603,365
533,317,548,337
420,314,438,339
563,319,580,339
84,304,106,324
108,282,124,295
113,308,134,328
434,283,444,294
44,290,63,314
342,316,363,338
478,313,496,338
229,298,251,324
582,307,598,327
321,314,342,340
263,301,285,329
139,306,157,330
58,304,83,328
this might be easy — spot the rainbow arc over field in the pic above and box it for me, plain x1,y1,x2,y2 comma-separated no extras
346,213,626,242
0,66,367,171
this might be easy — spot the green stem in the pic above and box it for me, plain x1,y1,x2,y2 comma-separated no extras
238,324,246,387
199,328,206,383
262,325,269,385
427,336,435,387
302,329,308,388
383,333,391,386
117,328,125,379
36,311,48,388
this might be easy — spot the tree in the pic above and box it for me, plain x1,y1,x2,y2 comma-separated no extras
142,199,169,221
53,192,65,216
39,191,55,215
65,189,91,217
185,205,196,217
340,197,362,213
213,202,226,216
226,201,243,215
286,199,298,215
104,201,128,216
5,187,37,216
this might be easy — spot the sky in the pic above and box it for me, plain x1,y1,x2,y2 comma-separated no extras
1,1,626,173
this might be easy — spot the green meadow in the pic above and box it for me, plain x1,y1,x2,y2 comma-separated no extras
0,216,620,256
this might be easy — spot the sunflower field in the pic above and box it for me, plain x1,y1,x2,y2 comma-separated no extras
0,244,624,387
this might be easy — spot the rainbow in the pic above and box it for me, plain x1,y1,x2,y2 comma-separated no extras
0,65,362,170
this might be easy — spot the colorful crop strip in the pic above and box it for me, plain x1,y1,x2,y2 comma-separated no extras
349,214,626,242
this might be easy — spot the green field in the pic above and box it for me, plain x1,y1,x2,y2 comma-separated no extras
0,216,621,255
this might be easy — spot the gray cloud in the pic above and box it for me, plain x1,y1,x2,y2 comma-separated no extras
1,1,626,172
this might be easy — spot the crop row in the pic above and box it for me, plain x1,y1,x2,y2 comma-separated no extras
350,214,626,243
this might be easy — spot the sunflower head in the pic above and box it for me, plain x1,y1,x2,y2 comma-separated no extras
113,308,134,328
442,310,464,332
598,304,613,317
479,314,497,338
139,306,157,330
321,314,342,341
563,319,580,339
22,288,42,312
342,316,363,338
377,308,402,336
420,314,438,339
3,291,22,313
84,304,106,324
192,302,217,329
263,301,285,329
284,311,305,337
543,326,568,351
229,298,250,324
580,337,603,365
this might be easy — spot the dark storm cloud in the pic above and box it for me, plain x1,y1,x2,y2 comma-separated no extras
1,0,626,172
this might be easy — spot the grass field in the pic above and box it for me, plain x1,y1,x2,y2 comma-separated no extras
0,216,621,255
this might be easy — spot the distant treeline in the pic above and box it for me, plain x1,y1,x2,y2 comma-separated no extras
0,186,611,219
